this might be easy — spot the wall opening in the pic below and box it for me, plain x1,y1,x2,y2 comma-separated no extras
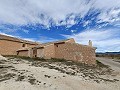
22,43,26,47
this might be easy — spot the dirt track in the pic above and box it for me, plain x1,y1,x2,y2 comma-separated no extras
97,57,120,72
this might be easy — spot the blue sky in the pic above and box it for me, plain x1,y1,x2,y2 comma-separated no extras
0,0,120,52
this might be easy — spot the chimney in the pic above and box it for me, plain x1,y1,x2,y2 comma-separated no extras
88,40,92,47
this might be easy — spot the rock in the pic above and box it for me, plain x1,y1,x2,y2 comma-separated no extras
0,55,7,60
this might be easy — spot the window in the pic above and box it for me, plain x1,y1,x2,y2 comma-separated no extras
22,43,26,47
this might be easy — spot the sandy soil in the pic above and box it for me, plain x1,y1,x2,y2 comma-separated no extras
0,56,120,90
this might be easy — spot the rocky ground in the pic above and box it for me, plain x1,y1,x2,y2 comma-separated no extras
0,56,120,90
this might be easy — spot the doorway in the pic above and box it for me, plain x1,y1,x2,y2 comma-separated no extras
37,48,44,58
33,49,37,58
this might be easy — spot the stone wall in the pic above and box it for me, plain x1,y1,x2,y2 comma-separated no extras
0,40,36,55
17,50,29,57
54,42,96,65
36,48,44,58
65,38,75,43
44,44,55,59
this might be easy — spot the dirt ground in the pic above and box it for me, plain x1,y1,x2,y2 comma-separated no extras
97,57,120,71
0,56,120,90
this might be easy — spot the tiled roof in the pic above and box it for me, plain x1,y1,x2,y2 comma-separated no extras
0,34,39,45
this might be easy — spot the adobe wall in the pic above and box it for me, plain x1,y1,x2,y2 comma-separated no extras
44,44,55,59
36,48,44,58
54,43,96,65
0,40,37,55
17,50,29,57
66,38,75,43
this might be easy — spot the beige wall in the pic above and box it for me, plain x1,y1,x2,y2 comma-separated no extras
17,50,29,57
29,44,55,59
66,38,75,43
0,40,37,55
37,48,44,58
54,43,96,65
44,44,55,59
33,43,96,65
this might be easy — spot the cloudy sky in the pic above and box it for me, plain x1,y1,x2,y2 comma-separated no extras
0,0,120,52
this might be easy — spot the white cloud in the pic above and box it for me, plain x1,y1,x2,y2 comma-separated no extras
38,36,58,43
0,25,30,34
71,30,77,33
1,29,18,33
22,30,29,34
22,38,38,42
0,31,38,42
0,0,120,27
0,31,20,38
62,29,120,52
97,8,120,24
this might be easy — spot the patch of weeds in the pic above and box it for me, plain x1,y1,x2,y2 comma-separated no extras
94,79,100,83
63,75,65,77
16,75,25,81
0,68,7,75
49,66,66,73
33,57,46,61
99,78,119,83
27,75,37,85
43,83,46,85
4,73,15,78
114,60,120,63
0,61,5,64
4,55,33,62
0,73,16,82
44,75,51,78
28,78,36,85
62,60,75,66
11,68,18,72
36,80,41,84
50,58,66,62
96,60,109,68
0,65,14,69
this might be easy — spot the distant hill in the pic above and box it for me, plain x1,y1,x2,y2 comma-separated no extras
105,52,120,55
96,52,120,55
96,52,120,59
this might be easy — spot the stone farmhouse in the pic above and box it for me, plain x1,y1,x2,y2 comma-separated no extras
0,34,96,65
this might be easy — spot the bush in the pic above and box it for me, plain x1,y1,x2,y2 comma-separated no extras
96,60,109,68
50,58,66,62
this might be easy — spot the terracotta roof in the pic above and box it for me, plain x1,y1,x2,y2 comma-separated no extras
0,34,39,45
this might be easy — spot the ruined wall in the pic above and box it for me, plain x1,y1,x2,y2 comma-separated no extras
0,40,37,55
54,43,96,65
